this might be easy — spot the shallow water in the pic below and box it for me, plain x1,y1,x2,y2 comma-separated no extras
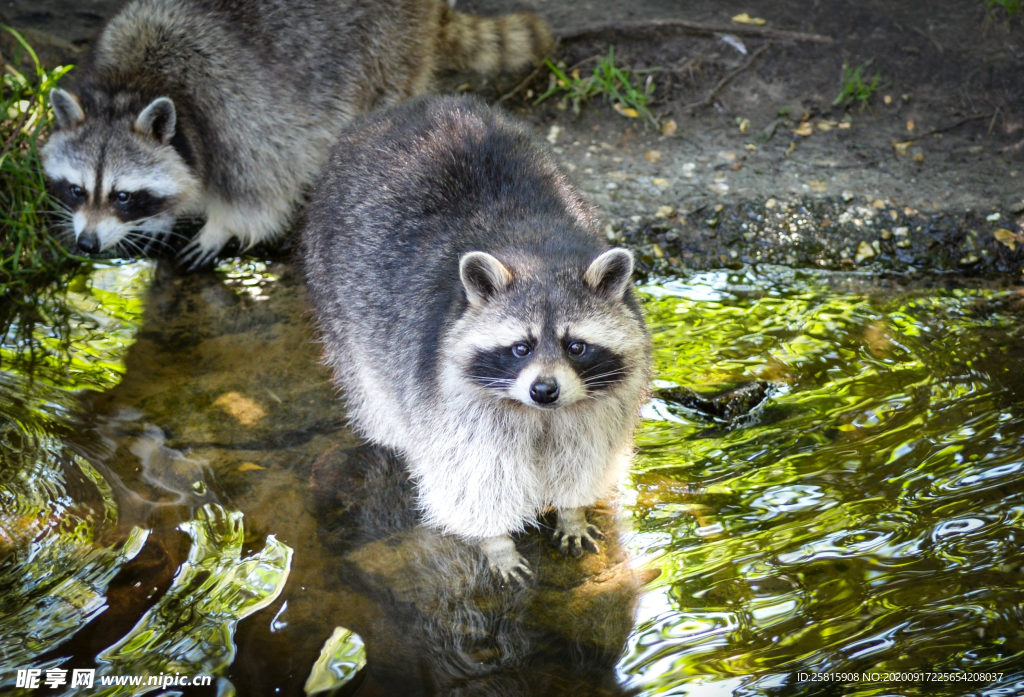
0,259,1022,696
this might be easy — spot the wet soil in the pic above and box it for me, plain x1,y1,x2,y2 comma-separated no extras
5,0,1021,276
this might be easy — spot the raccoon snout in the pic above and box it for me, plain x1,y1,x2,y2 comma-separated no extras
530,377,560,405
77,231,100,254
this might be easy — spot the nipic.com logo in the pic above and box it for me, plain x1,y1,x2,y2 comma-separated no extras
15,669,213,690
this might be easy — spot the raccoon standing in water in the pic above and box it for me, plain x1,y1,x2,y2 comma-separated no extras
303,97,651,584
41,0,552,266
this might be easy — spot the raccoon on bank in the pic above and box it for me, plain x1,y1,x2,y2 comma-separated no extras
41,0,552,267
302,96,651,584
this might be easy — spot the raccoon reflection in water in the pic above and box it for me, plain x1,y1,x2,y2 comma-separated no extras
302,96,652,584
309,443,650,695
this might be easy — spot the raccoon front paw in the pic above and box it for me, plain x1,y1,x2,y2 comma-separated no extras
179,225,232,271
553,507,605,558
479,535,533,588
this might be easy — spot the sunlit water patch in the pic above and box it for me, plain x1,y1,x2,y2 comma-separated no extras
623,267,1024,695
0,260,295,694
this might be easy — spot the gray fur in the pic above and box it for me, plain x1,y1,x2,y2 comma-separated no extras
40,0,552,264
302,97,651,580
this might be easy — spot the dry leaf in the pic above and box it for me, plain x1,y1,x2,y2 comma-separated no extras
238,462,267,472
661,119,678,136
793,122,814,137
732,12,767,25
994,228,1019,250
892,140,912,155
652,178,670,187
906,119,915,131
614,103,639,118
838,121,852,130
645,149,662,163
785,141,796,156
738,118,750,133
213,391,266,426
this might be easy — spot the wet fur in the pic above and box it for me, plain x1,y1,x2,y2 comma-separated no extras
302,97,651,554
41,0,552,259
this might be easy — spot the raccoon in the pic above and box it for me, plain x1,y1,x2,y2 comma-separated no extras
302,96,651,584
41,0,552,267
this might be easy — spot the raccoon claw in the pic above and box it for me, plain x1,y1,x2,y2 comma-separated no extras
178,238,221,271
553,508,604,557
494,558,534,588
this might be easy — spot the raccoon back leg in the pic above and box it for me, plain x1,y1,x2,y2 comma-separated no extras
552,507,605,558
479,534,532,587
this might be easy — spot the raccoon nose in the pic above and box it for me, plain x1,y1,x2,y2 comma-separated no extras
530,378,560,405
77,232,100,254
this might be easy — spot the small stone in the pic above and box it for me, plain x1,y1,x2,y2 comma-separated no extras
651,244,665,258
854,241,876,263
1010,200,1024,214
653,178,670,187
897,239,911,249
958,254,981,267
645,149,663,164
546,125,562,145
894,226,909,237
661,119,678,136
842,191,855,202
655,205,674,218
884,95,893,105
872,199,886,209
765,198,777,209
714,204,724,212
986,212,1001,222
880,229,892,240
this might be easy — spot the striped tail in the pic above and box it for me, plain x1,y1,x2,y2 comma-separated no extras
438,6,554,74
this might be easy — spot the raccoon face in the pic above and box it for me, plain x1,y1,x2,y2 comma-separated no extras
457,249,642,410
41,90,199,254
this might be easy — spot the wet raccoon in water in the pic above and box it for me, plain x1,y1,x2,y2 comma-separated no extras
41,0,552,267
302,96,651,584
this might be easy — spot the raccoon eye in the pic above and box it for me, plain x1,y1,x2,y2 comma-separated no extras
511,342,531,358
69,184,85,198
567,341,587,356
115,191,132,204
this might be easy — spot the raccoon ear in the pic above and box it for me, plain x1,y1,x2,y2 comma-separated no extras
584,248,634,299
134,97,176,144
460,251,512,307
50,89,85,130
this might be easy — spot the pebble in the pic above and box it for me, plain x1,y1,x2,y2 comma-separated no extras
645,150,663,164
855,241,876,263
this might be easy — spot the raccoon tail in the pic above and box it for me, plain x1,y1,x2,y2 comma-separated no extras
437,6,554,74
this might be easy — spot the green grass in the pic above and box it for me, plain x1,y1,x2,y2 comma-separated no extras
986,0,1022,21
535,46,659,127
1,25,77,298
832,60,880,111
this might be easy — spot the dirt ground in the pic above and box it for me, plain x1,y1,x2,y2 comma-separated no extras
4,0,1023,275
